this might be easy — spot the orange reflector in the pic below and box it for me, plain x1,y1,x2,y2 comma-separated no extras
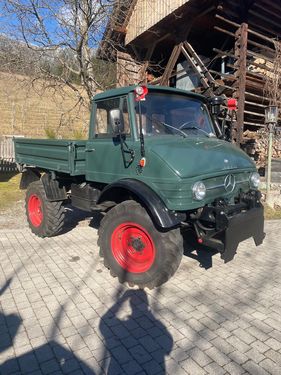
139,157,146,167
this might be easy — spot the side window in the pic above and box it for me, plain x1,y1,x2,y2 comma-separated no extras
95,98,120,137
95,97,131,137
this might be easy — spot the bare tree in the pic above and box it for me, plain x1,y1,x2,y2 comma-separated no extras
0,0,126,109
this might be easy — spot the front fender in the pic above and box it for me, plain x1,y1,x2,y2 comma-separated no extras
98,179,186,229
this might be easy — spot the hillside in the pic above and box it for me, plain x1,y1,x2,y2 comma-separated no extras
0,72,90,138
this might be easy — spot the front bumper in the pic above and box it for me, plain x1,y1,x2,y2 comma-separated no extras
223,205,264,262
193,190,265,262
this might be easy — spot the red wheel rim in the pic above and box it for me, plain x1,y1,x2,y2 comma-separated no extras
111,222,156,273
28,194,43,227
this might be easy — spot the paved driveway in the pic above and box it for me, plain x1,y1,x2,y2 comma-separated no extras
0,220,280,375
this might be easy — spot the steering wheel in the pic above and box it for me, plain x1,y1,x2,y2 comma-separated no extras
179,121,198,130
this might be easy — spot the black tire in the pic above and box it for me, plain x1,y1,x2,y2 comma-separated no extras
25,180,65,237
98,200,183,289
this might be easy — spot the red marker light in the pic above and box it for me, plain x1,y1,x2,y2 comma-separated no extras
227,98,237,111
198,238,203,244
135,85,148,101
139,157,146,167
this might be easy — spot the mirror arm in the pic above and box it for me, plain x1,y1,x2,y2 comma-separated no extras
118,131,135,169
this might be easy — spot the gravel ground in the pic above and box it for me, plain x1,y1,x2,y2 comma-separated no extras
0,199,100,230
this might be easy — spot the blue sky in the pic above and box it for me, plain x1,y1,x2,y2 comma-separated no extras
0,1,110,48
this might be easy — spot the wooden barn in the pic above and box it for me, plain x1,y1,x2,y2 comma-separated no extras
99,0,281,161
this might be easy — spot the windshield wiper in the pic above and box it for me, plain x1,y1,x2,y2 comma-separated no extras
183,126,215,138
161,122,187,138
149,116,187,138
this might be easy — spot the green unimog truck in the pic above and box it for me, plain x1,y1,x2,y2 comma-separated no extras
14,85,265,289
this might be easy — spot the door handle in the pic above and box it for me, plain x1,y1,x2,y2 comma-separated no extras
85,148,95,152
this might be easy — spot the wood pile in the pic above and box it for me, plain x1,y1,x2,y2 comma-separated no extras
243,130,281,167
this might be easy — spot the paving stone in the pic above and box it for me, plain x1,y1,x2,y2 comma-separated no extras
181,357,207,375
223,361,245,375
259,358,281,375
187,347,212,367
233,328,256,345
204,361,226,375
122,360,143,375
205,347,231,367
0,222,280,375
129,345,152,364
243,360,270,375
265,349,281,365
40,358,60,374
250,340,270,354
264,338,281,351
245,348,266,364
142,359,163,375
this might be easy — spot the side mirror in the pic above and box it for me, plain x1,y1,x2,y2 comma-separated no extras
209,96,225,116
109,109,125,134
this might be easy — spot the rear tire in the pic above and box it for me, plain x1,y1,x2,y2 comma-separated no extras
98,200,183,289
25,181,65,237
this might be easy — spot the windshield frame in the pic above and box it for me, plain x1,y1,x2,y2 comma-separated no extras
134,91,216,139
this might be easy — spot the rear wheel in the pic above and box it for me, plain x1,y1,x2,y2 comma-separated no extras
98,200,183,289
25,181,65,237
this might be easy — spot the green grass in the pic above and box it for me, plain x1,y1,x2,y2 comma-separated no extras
264,203,281,220
0,173,24,211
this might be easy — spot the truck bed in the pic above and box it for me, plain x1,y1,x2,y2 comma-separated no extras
14,138,87,176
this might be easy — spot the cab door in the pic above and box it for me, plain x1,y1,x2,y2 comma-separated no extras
85,96,134,183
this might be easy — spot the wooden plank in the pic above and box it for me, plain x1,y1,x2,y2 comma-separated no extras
247,50,274,64
243,121,265,127
160,43,183,86
249,9,281,31
245,101,267,108
215,14,276,44
214,26,235,38
244,110,264,118
181,47,211,90
234,23,248,145
213,48,236,60
215,26,275,54
209,70,237,81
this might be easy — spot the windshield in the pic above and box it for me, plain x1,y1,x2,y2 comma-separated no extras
135,92,216,138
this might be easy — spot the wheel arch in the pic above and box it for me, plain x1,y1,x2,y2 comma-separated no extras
97,179,185,229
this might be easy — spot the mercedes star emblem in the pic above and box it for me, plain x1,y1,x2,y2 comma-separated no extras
224,174,236,193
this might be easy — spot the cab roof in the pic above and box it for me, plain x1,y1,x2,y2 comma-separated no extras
93,85,208,102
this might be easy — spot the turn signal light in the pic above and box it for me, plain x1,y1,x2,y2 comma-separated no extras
139,157,146,167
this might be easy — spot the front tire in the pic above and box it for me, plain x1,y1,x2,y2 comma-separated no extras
25,181,65,237
98,201,183,289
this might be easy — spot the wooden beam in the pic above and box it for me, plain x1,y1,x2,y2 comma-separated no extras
160,43,182,86
249,9,281,31
213,48,237,60
215,14,276,44
234,23,248,145
214,26,275,54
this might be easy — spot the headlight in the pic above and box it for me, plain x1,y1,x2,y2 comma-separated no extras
192,181,206,200
250,172,260,189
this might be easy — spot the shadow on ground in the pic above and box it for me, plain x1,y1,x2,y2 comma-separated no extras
182,229,219,270
99,289,173,374
60,206,103,235
0,334,96,374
